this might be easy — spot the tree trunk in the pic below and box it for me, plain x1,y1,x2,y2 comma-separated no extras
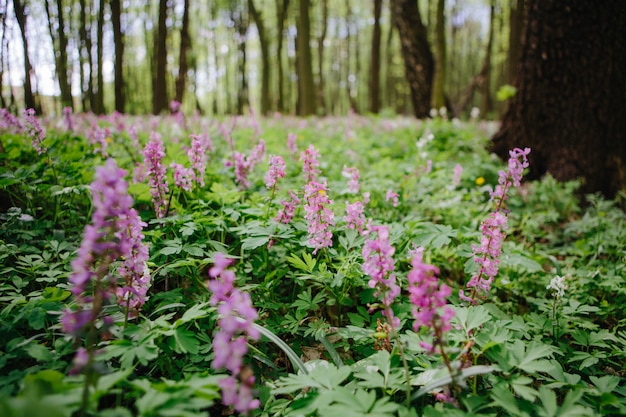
233,4,249,115
153,0,169,114
111,0,125,113
44,0,73,109
0,0,8,109
479,0,494,116
430,0,446,109
390,0,434,118
174,0,190,105
296,0,315,116
13,0,38,111
508,0,525,85
316,0,328,114
492,1,626,198
275,0,289,113
248,0,270,115
94,0,105,114
78,0,93,111
369,0,382,113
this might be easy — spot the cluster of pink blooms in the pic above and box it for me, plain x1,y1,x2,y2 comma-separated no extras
386,189,399,207
207,254,260,414
452,163,463,187
143,132,170,218
344,201,366,233
63,106,74,132
460,147,531,304
0,108,23,133
342,166,360,193
303,181,335,253
89,127,110,157
233,140,266,189
265,155,286,189
170,100,184,127
61,159,149,371
287,133,298,156
300,145,320,182
275,190,301,224
170,162,193,192
362,225,400,329
187,133,212,187
23,108,46,154
407,247,454,353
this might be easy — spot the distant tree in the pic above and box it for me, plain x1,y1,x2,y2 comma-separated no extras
275,0,290,113
44,0,72,109
492,1,626,197
296,0,315,115
369,0,382,113
390,0,434,118
174,0,190,106
152,0,169,114
94,0,105,114
78,0,94,111
111,0,125,112
248,0,270,115
232,2,249,115
12,0,38,112
316,0,328,114
430,0,446,110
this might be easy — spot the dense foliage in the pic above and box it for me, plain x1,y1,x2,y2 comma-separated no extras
0,110,625,416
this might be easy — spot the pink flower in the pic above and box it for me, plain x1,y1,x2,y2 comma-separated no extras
265,155,286,189
362,225,400,329
303,181,335,253
407,247,454,352
386,189,399,207
170,162,193,192
24,108,45,154
452,164,463,186
275,190,301,224
342,166,360,193
207,254,260,414
143,132,169,218
300,145,320,182
187,133,212,187
287,133,298,155
344,201,366,232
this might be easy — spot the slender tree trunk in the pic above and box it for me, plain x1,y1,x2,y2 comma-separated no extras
369,0,382,113
111,0,125,112
431,0,446,109
78,0,93,111
233,4,249,115
390,0,434,118
152,0,169,114
316,0,328,114
492,0,626,197
94,0,105,114
44,0,73,109
174,0,190,105
0,0,8,109
508,0,525,85
479,0,494,116
275,0,289,113
296,0,315,115
13,0,38,111
248,0,270,115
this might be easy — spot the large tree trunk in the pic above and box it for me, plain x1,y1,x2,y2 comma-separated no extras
233,3,249,115
316,0,328,114
369,0,382,113
430,0,446,109
13,0,38,112
174,0,190,105
248,0,270,115
492,1,626,198
152,0,169,114
390,0,434,118
78,0,93,111
296,0,315,116
508,0,525,85
479,0,494,116
111,0,125,113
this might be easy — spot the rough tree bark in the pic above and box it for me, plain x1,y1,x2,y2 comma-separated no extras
431,0,446,109
508,0,524,85
390,0,434,118
94,0,105,114
111,0,125,113
44,0,72,109
492,1,626,197
78,0,93,111
275,0,289,113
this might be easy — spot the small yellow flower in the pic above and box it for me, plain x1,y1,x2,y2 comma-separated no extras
318,189,325,196
106,137,113,144
475,176,485,186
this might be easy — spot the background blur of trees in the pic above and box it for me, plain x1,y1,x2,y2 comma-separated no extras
0,0,521,118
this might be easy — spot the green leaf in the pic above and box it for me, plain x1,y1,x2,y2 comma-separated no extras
537,385,557,417
174,327,199,354
28,307,47,330
590,375,620,394
25,343,53,362
241,235,269,250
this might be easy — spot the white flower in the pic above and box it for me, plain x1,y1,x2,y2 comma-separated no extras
547,275,567,298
